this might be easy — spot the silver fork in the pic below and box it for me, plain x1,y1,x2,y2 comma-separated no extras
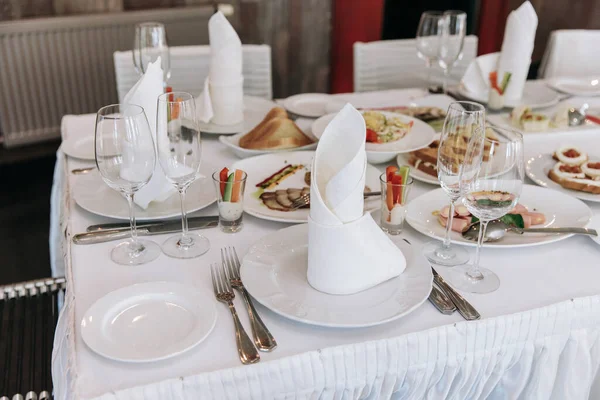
210,263,260,364
291,191,382,210
222,247,277,351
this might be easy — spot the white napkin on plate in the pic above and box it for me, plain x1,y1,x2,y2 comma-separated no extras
123,57,175,209
307,104,406,295
196,11,244,125
462,1,537,101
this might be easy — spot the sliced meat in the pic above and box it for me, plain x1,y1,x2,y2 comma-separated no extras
259,192,289,211
526,212,546,226
510,204,528,214
287,188,303,201
276,193,294,208
437,215,471,233
455,205,470,217
301,187,310,197
520,214,532,228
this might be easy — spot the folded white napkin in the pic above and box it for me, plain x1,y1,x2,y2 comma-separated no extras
307,104,406,295
196,11,244,125
123,57,175,209
462,1,537,101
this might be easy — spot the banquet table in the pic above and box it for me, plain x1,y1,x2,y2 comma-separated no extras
51,88,600,400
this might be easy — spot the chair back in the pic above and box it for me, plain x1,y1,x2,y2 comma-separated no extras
539,30,600,78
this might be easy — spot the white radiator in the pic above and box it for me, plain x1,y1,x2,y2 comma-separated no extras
0,6,223,148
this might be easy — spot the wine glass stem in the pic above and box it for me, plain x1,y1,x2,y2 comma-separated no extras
442,200,456,249
442,67,450,94
426,61,432,86
468,219,488,280
178,188,191,245
126,193,139,247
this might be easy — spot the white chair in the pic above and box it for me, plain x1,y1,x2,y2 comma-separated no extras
353,35,478,92
114,44,273,102
539,30,600,78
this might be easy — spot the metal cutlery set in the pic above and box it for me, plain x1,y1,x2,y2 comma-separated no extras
211,247,276,364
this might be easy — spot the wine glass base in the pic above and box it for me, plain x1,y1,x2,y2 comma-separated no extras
446,265,500,294
162,233,210,259
423,241,470,266
111,239,161,266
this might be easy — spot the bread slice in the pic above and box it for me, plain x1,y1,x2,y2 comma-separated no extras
548,168,600,194
239,107,313,150
239,107,289,148
408,155,438,177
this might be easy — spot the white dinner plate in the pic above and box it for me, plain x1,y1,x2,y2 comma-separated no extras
231,151,381,223
406,184,592,248
526,153,600,203
198,96,278,135
74,166,216,221
457,81,561,109
396,153,440,185
61,134,95,160
240,224,432,328
311,111,436,164
81,282,217,363
282,93,332,118
546,76,600,97
218,118,317,158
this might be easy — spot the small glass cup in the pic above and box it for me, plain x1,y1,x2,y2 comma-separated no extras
212,171,247,233
379,173,413,235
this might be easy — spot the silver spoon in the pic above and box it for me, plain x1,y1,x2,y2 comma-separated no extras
71,167,95,175
568,103,590,127
462,219,597,242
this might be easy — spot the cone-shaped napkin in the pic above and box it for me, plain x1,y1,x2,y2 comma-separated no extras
196,11,244,125
462,1,537,101
123,57,175,209
307,104,406,295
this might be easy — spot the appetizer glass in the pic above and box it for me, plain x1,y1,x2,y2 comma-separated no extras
380,173,413,235
212,170,247,233
446,126,524,294
156,91,210,258
423,101,486,266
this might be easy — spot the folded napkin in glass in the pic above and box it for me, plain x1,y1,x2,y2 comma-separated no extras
307,104,406,295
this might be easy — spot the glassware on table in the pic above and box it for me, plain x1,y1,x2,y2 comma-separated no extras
156,91,210,258
95,104,161,265
379,172,413,235
133,22,171,85
446,126,524,294
416,11,443,88
212,170,247,233
438,10,467,94
423,101,486,266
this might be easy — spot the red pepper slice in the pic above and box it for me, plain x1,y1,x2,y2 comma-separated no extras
219,167,229,197
366,128,379,143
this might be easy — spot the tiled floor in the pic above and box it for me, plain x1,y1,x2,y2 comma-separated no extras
0,153,56,285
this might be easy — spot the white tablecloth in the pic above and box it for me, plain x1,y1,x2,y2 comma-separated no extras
51,89,600,399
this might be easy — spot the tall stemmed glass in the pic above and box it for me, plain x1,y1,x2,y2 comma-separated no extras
438,11,467,93
446,126,524,293
423,101,486,266
156,91,210,258
416,11,443,87
133,22,171,85
95,104,161,265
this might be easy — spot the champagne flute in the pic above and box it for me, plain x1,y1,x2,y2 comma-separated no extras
438,11,467,94
446,126,524,293
423,101,486,266
95,104,161,265
416,11,443,87
156,91,210,258
133,22,171,85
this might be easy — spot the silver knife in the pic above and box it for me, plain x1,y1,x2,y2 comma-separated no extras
431,267,481,320
86,215,219,232
428,285,457,315
74,218,218,245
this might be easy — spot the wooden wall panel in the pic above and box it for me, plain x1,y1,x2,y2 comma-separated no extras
239,0,332,97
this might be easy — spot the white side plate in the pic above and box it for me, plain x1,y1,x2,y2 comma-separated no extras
547,76,600,97
526,153,600,203
81,282,217,363
282,93,332,118
198,96,278,135
406,184,592,248
457,81,561,109
240,224,432,328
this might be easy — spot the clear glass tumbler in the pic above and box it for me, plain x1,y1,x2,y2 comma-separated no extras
380,173,413,235
212,170,247,233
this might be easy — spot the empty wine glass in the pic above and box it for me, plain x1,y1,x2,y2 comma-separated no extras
423,101,486,266
416,11,443,87
95,104,161,265
438,10,467,93
156,91,210,258
446,126,524,293
133,22,171,85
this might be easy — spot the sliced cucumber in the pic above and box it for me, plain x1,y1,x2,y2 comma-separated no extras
399,165,410,184
223,173,235,201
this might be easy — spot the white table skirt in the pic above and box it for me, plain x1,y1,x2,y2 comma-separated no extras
51,89,600,399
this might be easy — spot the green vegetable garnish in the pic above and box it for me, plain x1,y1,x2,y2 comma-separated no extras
471,214,524,229
475,199,513,208
500,72,512,93
223,173,235,201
